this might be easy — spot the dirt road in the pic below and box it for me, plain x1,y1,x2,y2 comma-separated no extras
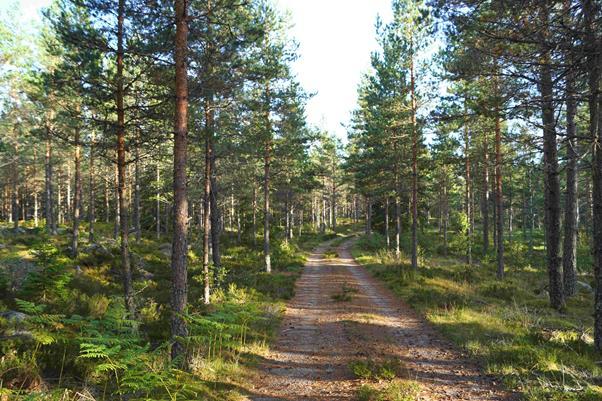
249,239,514,401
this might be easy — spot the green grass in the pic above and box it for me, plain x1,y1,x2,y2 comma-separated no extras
349,358,405,381
0,221,360,400
356,379,420,401
331,282,359,302
352,231,602,401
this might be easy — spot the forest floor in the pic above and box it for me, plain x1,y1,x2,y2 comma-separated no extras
248,238,513,401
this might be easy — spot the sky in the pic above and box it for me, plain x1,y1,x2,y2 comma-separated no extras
5,0,393,141
276,0,393,140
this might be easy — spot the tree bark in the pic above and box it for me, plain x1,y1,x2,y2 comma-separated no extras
582,0,602,349
562,18,578,297
385,196,390,249
45,125,56,235
171,0,189,361
116,0,135,318
410,52,418,270
71,127,82,258
365,196,372,235
540,2,565,310
464,96,472,266
263,132,272,273
261,77,273,272
252,183,257,245
202,99,213,304
89,132,96,243
210,146,221,271
113,163,119,239
156,163,161,239
11,133,19,229
494,80,504,279
482,128,490,254
134,133,141,242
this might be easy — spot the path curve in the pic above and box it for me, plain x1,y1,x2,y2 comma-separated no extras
249,238,515,401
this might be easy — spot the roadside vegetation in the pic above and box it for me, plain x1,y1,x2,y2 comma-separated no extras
352,232,602,401
0,221,345,400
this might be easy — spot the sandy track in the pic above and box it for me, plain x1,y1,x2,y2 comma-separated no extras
249,239,515,401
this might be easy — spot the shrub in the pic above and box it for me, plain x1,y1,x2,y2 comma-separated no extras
19,243,72,305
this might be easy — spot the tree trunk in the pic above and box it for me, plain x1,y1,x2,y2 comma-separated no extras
263,84,272,273
385,196,390,249
410,51,418,270
529,167,535,255
116,0,135,318
482,129,490,254
58,180,63,226
134,133,141,242
67,164,72,222
395,146,401,259
540,3,565,310
71,127,82,258
582,0,602,349
331,167,337,231
11,135,19,229
171,0,189,362
263,138,271,273
156,163,161,239
285,190,290,243
113,163,119,240
89,133,95,243
464,97,472,266
366,196,372,235
252,183,257,245
443,178,448,256
45,126,56,235
202,102,212,305
494,81,504,279
210,146,221,271
104,175,110,224
562,24,578,297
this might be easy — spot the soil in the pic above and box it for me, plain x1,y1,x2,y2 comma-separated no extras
248,239,516,401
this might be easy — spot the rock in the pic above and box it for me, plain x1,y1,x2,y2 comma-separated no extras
130,252,145,268
0,310,29,323
159,243,172,257
0,243,6,250
12,227,26,235
85,243,112,258
576,281,593,294
3,260,39,292
6,329,34,340
139,269,155,280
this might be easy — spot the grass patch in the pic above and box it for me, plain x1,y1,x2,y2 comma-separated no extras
331,282,359,302
0,222,363,400
356,379,420,401
323,248,339,259
349,358,406,381
352,232,602,401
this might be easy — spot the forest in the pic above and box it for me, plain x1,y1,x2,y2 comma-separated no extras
1,0,602,400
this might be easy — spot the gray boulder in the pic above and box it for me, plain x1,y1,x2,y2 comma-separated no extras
576,281,593,294
0,310,29,323
159,243,172,258
85,243,112,259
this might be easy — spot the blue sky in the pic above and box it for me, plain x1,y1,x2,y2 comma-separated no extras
5,0,393,140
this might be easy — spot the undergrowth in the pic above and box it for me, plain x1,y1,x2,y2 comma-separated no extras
0,221,355,400
352,231,602,401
